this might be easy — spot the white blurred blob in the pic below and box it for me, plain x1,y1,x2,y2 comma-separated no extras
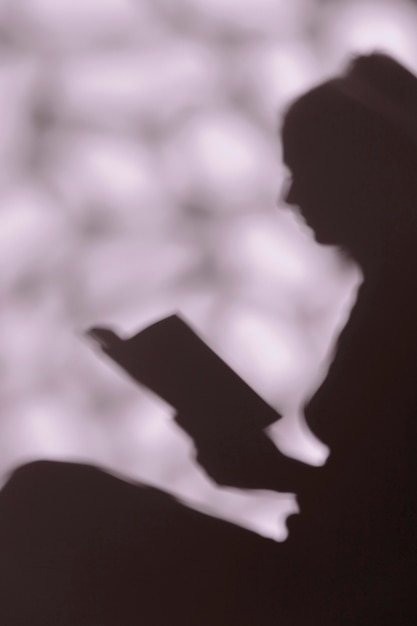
57,41,220,130
0,182,71,293
162,0,314,38
213,304,309,401
54,133,163,211
0,55,38,185
13,0,143,50
78,236,198,321
5,397,96,461
230,42,324,123
213,211,351,334
321,0,417,73
218,213,313,285
161,109,277,209
207,299,331,467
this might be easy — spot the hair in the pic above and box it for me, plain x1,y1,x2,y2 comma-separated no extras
282,53,417,227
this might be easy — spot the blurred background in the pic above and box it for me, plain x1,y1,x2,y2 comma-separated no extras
1,0,417,539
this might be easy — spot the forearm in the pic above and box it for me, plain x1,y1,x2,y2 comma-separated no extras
89,314,317,493
92,314,281,433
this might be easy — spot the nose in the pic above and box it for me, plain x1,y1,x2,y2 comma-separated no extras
278,176,297,206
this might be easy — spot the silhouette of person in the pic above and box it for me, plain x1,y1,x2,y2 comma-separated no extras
278,52,417,623
1,52,417,625
80,51,417,622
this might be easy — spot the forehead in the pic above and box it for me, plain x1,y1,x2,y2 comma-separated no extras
280,112,316,173
280,82,346,167
280,116,297,171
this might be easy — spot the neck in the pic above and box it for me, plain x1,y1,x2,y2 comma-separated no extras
352,237,417,385
354,232,417,293
320,236,417,455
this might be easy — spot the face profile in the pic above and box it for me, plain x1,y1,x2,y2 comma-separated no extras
280,52,417,266
281,106,362,249
281,137,348,246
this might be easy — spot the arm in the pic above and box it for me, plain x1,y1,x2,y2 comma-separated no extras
88,314,318,493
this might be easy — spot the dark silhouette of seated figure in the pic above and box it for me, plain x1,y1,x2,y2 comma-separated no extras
1,52,417,625
277,52,417,622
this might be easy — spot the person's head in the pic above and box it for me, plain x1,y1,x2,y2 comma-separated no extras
281,52,417,267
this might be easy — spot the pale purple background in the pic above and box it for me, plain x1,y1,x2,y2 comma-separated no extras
1,0,417,539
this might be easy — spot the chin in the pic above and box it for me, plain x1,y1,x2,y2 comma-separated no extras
313,233,330,244
309,226,340,246
309,229,329,244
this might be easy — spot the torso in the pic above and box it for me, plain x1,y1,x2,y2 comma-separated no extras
284,264,417,621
